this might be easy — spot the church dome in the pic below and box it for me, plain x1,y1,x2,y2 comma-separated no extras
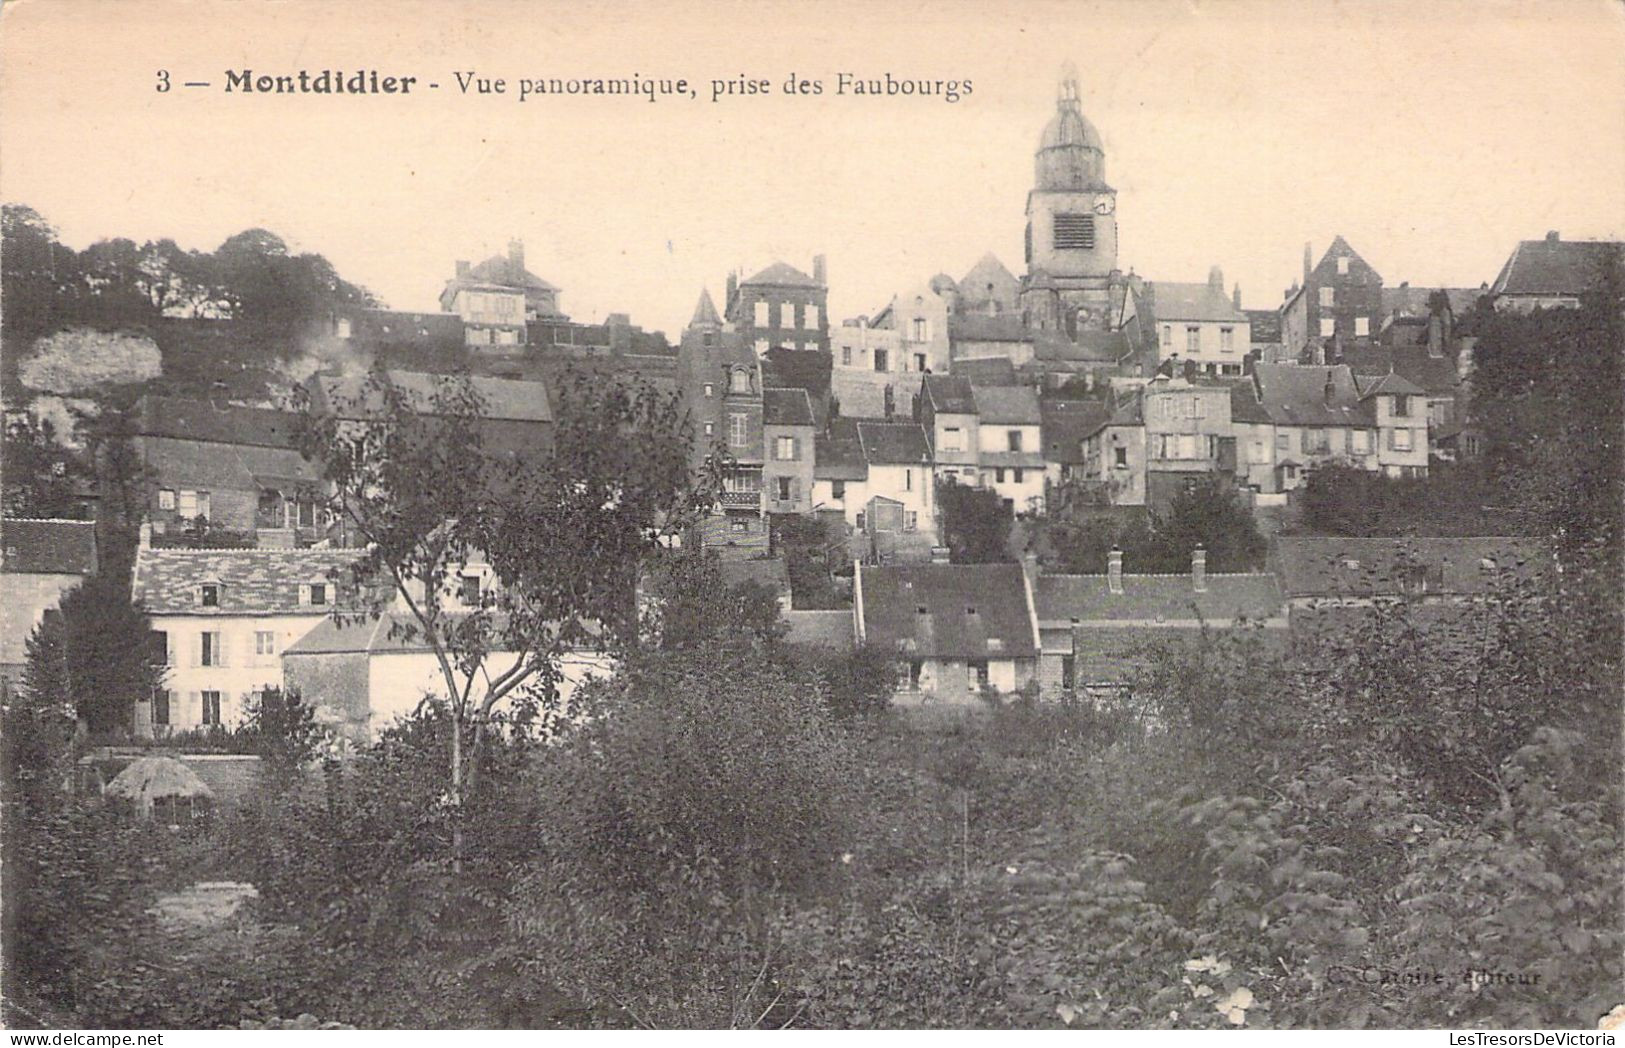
1039,105,1103,153
1035,64,1107,191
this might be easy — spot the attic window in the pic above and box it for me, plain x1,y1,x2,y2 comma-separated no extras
1342,558,1361,570
200,583,220,608
1053,213,1096,250
308,582,329,606
965,605,978,615
916,605,928,615
988,638,1004,652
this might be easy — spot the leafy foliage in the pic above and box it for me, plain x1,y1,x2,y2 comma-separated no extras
937,480,1015,564
20,574,165,736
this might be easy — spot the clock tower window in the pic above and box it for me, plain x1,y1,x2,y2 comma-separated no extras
1053,213,1096,250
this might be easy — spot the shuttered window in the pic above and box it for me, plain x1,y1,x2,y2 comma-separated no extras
1053,213,1096,250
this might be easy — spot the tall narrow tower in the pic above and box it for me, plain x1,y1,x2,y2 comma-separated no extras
1020,63,1119,335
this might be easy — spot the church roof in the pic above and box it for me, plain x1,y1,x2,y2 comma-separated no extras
960,253,1019,294
689,289,722,328
743,262,821,288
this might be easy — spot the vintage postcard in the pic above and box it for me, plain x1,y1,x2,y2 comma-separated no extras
1,0,1621,1035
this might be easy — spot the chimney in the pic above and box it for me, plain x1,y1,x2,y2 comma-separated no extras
813,254,827,287
508,238,525,272
455,260,470,278
1546,230,1561,243
138,520,152,549
1323,369,1337,405
1192,546,1207,592
1208,265,1224,292
726,271,739,311
1107,547,1123,595
1232,283,1242,311
1303,242,1313,284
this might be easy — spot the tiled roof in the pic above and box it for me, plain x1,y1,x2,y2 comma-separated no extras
1041,400,1111,464
856,421,933,465
1270,537,1553,599
282,611,428,655
719,556,791,596
135,396,301,448
313,370,554,423
743,262,820,288
763,388,815,427
1146,281,1247,324
959,253,1018,296
2,518,98,575
858,562,1038,659
1489,238,1621,298
950,356,1020,387
1251,364,1373,427
923,374,977,415
973,385,1042,425
132,547,365,615
1033,572,1285,624
815,419,869,480
979,451,1046,468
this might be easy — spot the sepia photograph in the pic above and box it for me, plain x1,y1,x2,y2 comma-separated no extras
0,0,1621,1034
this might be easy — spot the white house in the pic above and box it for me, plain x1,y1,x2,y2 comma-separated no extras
972,385,1046,514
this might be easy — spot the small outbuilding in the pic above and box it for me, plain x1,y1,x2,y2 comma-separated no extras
103,755,214,820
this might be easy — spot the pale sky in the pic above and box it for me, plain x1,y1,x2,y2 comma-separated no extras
3,0,1622,338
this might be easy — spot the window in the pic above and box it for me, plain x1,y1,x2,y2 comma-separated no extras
942,426,963,452
336,317,352,339
1276,432,1291,451
730,368,752,394
496,329,518,346
831,480,846,500
147,630,170,665
255,631,276,657
1007,430,1023,452
1391,428,1413,451
908,660,923,689
1052,213,1095,250
1220,327,1234,352
1355,316,1370,337
841,346,852,366
754,301,769,326
178,490,198,519
1061,655,1076,690
1392,394,1411,417
1012,468,1024,483
1186,326,1200,354
703,422,714,437
200,583,219,608
730,519,749,533
200,631,223,667
873,349,888,372
1305,428,1328,453
775,436,797,460
776,477,793,501
1337,256,1350,276
1319,287,1335,307
703,383,714,397
968,659,990,687
460,574,482,606
911,317,930,341
1113,446,1127,468
914,353,927,372
728,413,748,447
1161,324,1172,348
201,691,222,727
158,488,175,511
152,690,170,727
1352,429,1370,454
308,583,328,606
297,499,318,528
1320,318,1336,337
904,510,918,531
904,469,913,492
995,468,1007,484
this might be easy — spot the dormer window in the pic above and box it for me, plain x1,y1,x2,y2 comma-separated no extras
730,368,751,394
307,582,328,606
200,583,220,608
703,383,715,397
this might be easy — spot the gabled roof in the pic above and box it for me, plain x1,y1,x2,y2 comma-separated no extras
1318,235,1381,284
1270,537,1553,599
1146,281,1247,324
743,262,820,288
134,396,301,448
815,418,868,480
460,252,558,292
763,387,816,427
923,374,977,415
1033,572,1285,624
973,385,1042,425
950,356,1020,387
132,547,365,616
1,518,98,575
1489,238,1621,298
1341,345,1461,395
312,370,553,423
1251,363,1373,427
858,562,1038,659
1041,400,1112,464
856,421,933,465
143,438,323,493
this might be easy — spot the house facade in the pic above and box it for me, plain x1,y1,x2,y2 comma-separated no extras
973,385,1045,514
762,388,817,516
1488,232,1623,312
872,284,952,375
1141,377,1236,511
1,518,99,690
725,258,830,355
1148,269,1251,376
918,375,981,488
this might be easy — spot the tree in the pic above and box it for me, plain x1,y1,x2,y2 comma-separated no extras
642,550,787,651
241,687,326,783
296,366,719,847
2,417,91,520
937,480,1013,564
1146,477,1266,573
20,574,164,737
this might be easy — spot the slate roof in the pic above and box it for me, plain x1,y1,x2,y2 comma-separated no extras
959,253,1019,299
1270,537,1553,599
923,374,977,415
783,609,855,650
144,438,323,493
858,562,1038,659
458,252,559,293
973,385,1042,425
1489,238,1621,298
1380,285,1481,318
134,396,301,448
1228,381,1272,425
1251,364,1373,427
1041,400,1111,464
1341,345,1461,395
1,518,98,575
690,289,723,327
1146,281,1247,324
132,547,365,615
1245,309,1283,343
743,262,820,288
312,370,554,423
1033,573,1285,624
763,388,815,427
814,418,869,481
950,356,1020,387
1071,623,1291,686
856,421,933,465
